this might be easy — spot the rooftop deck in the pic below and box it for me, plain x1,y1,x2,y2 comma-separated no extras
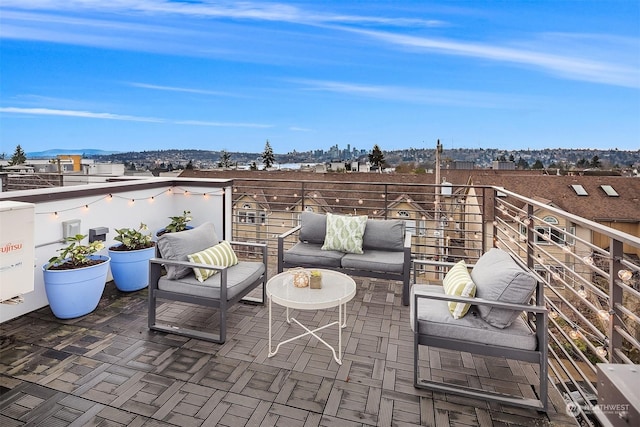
1,276,578,426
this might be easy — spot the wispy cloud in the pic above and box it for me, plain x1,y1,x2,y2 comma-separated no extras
174,120,272,128
1,1,444,28
345,28,640,89
127,82,240,97
0,107,271,128
0,107,163,122
289,126,312,132
291,79,536,109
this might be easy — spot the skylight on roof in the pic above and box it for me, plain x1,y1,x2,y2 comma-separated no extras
601,185,619,197
571,184,588,196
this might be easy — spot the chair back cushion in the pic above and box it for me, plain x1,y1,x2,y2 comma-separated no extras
299,212,327,244
157,222,219,279
362,219,405,251
471,248,537,328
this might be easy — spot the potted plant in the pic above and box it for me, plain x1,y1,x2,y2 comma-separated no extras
43,234,110,319
108,223,156,292
156,210,193,237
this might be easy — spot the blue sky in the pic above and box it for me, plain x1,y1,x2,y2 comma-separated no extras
1,1,639,155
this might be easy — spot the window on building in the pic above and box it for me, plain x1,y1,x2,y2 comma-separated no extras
600,185,619,197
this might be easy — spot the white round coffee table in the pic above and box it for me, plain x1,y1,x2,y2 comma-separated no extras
267,269,356,365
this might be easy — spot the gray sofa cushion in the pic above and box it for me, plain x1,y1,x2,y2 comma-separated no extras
157,222,220,279
299,212,327,244
362,219,405,251
283,242,343,268
341,250,404,273
410,285,536,351
471,248,537,329
158,261,265,301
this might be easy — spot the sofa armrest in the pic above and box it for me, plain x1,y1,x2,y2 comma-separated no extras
278,225,301,273
278,225,301,240
413,288,546,313
230,240,267,267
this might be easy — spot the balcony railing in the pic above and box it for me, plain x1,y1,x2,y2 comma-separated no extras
2,175,638,426
229,176,639,426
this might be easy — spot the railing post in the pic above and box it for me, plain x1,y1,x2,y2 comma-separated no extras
527,203,534,271
384,184,388,219
609,238,624,363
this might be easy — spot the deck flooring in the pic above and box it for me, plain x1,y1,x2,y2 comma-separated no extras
0,277,578,426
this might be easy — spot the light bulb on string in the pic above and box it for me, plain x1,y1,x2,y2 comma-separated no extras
618,269,632,282
597,310,611,321
596,346,607,358
569,328,580,340
577,286,587,298
549,309,558,319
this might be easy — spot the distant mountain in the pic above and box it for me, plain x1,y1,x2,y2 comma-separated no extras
27,149,121,158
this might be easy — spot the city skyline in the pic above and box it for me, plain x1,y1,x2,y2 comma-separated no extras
1,1,639,154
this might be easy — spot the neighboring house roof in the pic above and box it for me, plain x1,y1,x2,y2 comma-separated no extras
179,169,640,223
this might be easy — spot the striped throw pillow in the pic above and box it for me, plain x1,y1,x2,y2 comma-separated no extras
442,260,476,319
187,241,238,283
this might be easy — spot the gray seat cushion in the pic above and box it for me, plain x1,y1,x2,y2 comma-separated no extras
471,248,537,329
299,212,327,244
410,285,537,351
157,222,220,280
283,242,343,268
362,219,405,251
341,250,404,273
158,261,265,301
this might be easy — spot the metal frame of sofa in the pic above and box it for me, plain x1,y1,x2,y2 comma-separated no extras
412,257,548,412
277,221,412,305
148,240,267,344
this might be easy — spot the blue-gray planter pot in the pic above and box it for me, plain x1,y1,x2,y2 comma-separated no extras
42,255,110,319
108,245,156,292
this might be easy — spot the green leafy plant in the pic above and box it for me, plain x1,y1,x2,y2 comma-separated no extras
164,210,192,233
111,223,154,251
46,234,106,270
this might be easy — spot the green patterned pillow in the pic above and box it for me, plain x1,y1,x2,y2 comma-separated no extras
187,241,238,283
321,213,368,254
442,260,476,319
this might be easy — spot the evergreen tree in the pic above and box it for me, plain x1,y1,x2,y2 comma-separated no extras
8,145,27,166
218,150,232,168
262,140,275,169
368,144,385,172
590,155,601,168
532,159,544,169
516,157,529,169
186,160,194,170
576,158,588,168
508,154,515,162
250,161,258,171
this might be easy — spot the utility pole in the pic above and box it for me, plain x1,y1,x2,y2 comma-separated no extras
435,139,442,212
435,139,444,263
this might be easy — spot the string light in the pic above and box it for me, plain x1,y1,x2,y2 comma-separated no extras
597,310,611,321
36,186,223,217
577,286,587,298
549,309,558,319
596,346,608,358
569,327,580,340
583,256,594,266
618,269,632,282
